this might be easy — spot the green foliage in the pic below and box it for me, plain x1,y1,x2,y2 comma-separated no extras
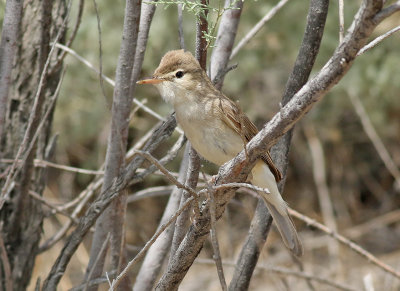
146,0,240,47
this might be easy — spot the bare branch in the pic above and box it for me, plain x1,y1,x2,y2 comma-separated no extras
177,4,186,50
157,1,388,289
205,174,228,291
169,146,201,261
230,0,290,59
229,0,329,289
358,25,400,55
53,42,184,133
197,259,357,291
339,0,344,42
210,0,243,89
85,0,141,286
42,113,177,290
92,0,108,106
289,208,400,279
373,1,400,23
195,0,209,69
0,228,13,291
348,91,400,188
0,0,23,145
0,15,68,207
110,197,196,290
133,146,190,291
84,233,111,291
304,124,340,264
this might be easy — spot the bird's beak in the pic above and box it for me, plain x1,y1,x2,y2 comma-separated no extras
136,78,164,85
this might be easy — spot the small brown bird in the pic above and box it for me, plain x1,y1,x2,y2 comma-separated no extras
137,49,302,256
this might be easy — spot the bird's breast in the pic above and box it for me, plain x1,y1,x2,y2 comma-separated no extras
175,102,244,166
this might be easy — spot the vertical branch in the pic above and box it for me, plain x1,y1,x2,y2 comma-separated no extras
133,144,189,291
42,115,177,291
210,0,243,90
168,145,200,261
229,0,329,289
0,0,23,145
131,1,158,87
85,0,141,289
348,91,400,188
195,0,209,69
177,4,186,50
208,180,228,291
339,0,345,42
304,124,340,265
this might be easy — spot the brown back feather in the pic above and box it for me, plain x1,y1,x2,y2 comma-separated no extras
217,95,283,182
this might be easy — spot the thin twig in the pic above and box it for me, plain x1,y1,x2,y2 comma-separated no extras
203,173,228,291
230,0,290,59
84,233,111,291
38,177,103,252
92,0,108,107
339,0,344,42
177,3,186,50
345,209,400,239
127,185,174,203
53,42,184,134
196,258,357,291
289,208,400,279
51,0,85,72
0,228,13,291
132,150,199,199
348,91,400,188
358,25,400,55
42,114,177,290
210,0,243,89
1,158,104,175
304,124,340,263
0,16,68,207
133,146,190,291
28,190,79,223
110,197,195,290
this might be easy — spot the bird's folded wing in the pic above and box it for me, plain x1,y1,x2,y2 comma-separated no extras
216,95,283,182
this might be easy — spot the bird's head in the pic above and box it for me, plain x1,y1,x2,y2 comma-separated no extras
137,50,209,105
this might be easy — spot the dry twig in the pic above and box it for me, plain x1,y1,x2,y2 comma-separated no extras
230,0,290,59
289,208,400,279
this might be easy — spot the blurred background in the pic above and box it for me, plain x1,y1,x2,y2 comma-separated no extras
1,0,397,289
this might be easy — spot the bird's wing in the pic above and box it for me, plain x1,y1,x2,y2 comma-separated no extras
216,95,283,182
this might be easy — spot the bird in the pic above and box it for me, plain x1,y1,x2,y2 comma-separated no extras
137,49,302,256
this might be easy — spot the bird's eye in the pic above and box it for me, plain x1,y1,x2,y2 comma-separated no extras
175,71,184,78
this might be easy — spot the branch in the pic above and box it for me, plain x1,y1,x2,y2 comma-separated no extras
0,0,23,145
157,1,387,289
85,0,141,287
289,208,400,279
210,0,243,89
133,146,190,291
358,25,400,55
230,0,290,59
42,113,177,290
168,145,200,262
304,124,339,261
195,0,209,69
229,0,329,289
197,259,357,291
348,91,400,188
177,3,186,50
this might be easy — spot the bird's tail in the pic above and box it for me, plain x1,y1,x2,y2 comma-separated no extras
251,161,303,256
